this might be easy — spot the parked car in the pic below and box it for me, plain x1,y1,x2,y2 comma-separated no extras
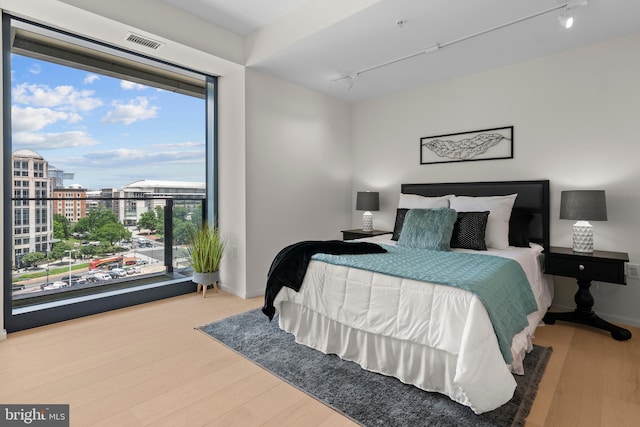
63,277,86,286
108,268,127,279
41,281,67,290
12,284,25,291
62,275,85,285
82,275,100,283
126,266,142,275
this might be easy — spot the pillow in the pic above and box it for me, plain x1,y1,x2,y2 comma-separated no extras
398,193,451,209
391,208,409,241
450,211,489,251
397,208,458,251
509,209,534,247
449,194,517,249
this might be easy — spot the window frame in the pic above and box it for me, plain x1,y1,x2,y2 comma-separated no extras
2,13,218,332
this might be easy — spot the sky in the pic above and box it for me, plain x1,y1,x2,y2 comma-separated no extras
11,54,206,190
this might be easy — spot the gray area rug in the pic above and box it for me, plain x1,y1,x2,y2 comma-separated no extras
198,309,552,427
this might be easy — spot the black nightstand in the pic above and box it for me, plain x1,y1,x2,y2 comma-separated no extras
543,246,631,340
341,229,391,241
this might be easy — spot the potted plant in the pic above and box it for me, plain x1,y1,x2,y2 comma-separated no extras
187,221,224,297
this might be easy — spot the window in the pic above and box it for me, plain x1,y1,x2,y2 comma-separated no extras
3,14,218,332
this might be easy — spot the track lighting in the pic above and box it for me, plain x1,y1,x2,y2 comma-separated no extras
333,1,589,88
558,7,574,29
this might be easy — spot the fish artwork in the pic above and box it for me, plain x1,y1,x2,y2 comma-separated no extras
422,133,507,160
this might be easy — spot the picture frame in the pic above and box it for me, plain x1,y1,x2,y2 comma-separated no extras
420,126,513,165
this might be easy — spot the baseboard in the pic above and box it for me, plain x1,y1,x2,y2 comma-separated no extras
216,283,243,298
216,282,263,300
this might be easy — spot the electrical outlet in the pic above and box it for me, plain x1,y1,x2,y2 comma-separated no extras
627,263,640,280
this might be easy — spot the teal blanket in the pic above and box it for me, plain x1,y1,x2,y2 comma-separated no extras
312,245,538,364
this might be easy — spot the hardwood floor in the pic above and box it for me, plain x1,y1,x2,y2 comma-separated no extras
0,291,638,426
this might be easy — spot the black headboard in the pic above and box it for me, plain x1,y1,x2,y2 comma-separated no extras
401,180,550,251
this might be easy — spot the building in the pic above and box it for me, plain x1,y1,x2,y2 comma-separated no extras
52,185,87,224
48,165,74,190
11,149,53,267
108,180,205,226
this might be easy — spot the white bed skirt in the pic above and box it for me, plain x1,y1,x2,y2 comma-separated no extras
279,300,519,414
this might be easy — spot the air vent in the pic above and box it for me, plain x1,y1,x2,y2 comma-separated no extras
124,32,164,50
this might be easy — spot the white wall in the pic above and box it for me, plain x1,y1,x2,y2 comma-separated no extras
244,69,352,298
351,32,640,327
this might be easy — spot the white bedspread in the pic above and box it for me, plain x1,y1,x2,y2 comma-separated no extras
273,235,553,414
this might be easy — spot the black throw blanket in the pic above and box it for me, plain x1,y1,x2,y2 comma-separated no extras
262,240,387,320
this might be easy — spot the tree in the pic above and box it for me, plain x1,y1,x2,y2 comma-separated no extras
50,241,73,261
160,206,201,245
79,245,97,258
20,252,46,268
154,206,166,235
93,222,131,246
173,221,193,245
72,207,119,235
173,206,189,221
53,214,71,239
138,210,161,233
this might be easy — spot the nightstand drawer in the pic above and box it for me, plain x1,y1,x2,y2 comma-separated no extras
343,232,365,240
545,255,625,284
341,229,391,241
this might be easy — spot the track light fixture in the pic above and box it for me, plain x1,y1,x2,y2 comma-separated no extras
333,1,589,88
558,7,574,29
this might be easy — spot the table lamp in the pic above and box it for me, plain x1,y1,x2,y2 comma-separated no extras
356,191,379,232
560,190,607,253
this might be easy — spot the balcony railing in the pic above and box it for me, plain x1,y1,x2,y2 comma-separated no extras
10,195,206,308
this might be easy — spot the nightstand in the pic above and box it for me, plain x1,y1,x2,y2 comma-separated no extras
341,229,391,241
543,246,631,341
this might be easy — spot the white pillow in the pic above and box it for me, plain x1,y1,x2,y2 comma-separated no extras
398,194,451,209
449,194,517,249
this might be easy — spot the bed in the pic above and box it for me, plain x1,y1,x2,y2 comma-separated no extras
269,180,553,414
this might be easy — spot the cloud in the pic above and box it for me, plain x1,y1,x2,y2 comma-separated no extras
67,147,204,167
101,97,158,125
121,80,148,90
90,148,147,160
84,74,100,84
12,106,82,132
13,83,103,112
12,130,100,149
29,64,41,75
150,141,204,149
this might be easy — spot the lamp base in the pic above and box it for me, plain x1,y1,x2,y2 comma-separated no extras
572,221,593,253
362,211,373,232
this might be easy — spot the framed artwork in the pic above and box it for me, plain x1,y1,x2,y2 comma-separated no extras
420,126,513,165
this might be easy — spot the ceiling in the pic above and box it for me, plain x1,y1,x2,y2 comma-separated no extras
163,0,308,36
168,0,640,102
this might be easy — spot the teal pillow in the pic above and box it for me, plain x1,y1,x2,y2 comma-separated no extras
397,208,458,251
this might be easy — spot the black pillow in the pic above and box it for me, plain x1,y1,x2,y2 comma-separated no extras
391,208,409,241
509,209,534,247
450,211,489,251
